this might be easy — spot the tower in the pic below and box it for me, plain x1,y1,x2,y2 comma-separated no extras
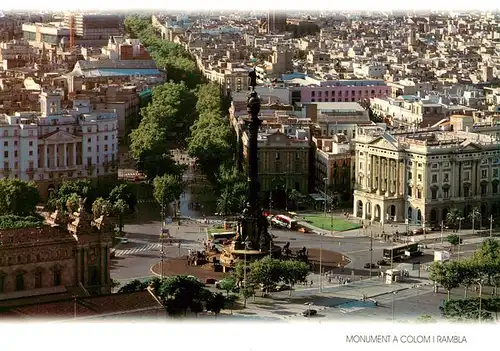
40,91,61,117
267,10,287,34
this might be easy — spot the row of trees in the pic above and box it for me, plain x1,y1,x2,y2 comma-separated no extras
429,238,500,321
229,257,310,303
125,16,246,215
46,180,138,234
445,207,484,230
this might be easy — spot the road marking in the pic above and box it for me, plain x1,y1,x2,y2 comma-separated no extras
114,243,160,256
344,249,370,254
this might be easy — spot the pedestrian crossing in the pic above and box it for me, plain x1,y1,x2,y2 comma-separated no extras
114,241,203,257
114,243,160,256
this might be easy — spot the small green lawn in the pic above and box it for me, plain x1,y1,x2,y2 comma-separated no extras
303,215,361,231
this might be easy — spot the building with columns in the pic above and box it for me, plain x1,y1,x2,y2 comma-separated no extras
352,126,500,226
0,204,112,305
0,90,118,197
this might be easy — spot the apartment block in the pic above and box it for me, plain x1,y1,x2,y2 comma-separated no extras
0,91,118,197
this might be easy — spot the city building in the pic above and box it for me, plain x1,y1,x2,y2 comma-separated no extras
241,123,311,207
0,206,112,304
0,90,118,197
285,76,391,104
102,36,151,61
65,59,164,94
22,14,124,49
352,125,500,226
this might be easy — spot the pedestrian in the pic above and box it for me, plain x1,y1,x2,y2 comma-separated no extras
310,280,313,287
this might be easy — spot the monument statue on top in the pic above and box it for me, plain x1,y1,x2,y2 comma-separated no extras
233,68,272,251
218,67,278,271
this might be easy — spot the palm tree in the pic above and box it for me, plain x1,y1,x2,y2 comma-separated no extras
445,208,461,232
288,189,303,210
216,190,233,217
469,207,481,233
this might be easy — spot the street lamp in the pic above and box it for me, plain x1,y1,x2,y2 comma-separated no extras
478,279,484,323
319,232,324,292
243,237,251,306
392,291,398,322
323,177,328,217
457,217,464,261
490,215,494,238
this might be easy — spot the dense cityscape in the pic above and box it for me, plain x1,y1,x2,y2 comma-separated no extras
0,9,499,322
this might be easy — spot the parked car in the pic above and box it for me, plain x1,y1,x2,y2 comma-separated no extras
377,259,388,266
120,237,128,244
363,263,378,269
205,278,216,285
302,309,318,317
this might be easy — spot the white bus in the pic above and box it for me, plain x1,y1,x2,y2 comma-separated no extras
271,215,297,229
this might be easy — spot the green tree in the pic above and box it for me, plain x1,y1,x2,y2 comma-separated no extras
429,261,462,300
187,112,234,184
206,292,226,316
156,275,212,316
248,256,284,294
47,180,94,212
66,193,80,213
113,199,129,235
153,174,184,220
445,208,463,231
218,278,236,297
0,178,41,216
196,82,223,116
470,238,500,285
108,183,137,212
458,260,481,298
92,197,113,218
443,298,493,322
117,279,150,293
281,260,309,296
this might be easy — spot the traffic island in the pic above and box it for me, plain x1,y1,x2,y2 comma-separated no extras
151,257,228,281
305,248,351,273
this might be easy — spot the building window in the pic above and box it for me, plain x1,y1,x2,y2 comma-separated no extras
431,189,437,199
0,275,4,293
464,172,470,181
464,186,470,197
15,272,24,291
417,174,422,181
407,186,412,197
4,151,8,158
3,141,7,146
275,152,280,160
417,189,422,199
431,174,437,183
408,171,412,180
35,271,42,289
443,173,449,182
481,185,487,195
53,269,62,286
481,169,487,179
494,169,499,178
443,189,449,199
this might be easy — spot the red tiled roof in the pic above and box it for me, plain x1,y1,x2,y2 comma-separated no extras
1,290,163,320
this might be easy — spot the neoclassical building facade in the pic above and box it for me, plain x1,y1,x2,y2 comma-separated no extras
352,127,500,225
0,203,112,303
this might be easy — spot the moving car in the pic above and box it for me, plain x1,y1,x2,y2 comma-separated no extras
377,259,388,266
363,263,378,269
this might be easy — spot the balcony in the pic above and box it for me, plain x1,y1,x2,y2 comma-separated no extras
26,168,37,174
2,168,11,174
